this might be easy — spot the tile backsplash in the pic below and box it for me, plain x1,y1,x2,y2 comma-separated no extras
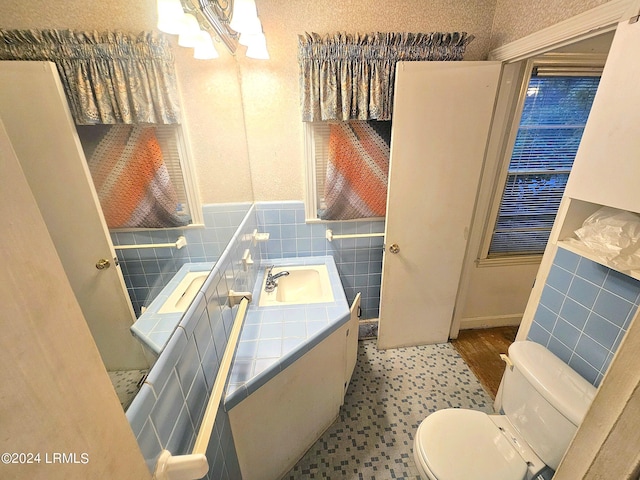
528,247,640,386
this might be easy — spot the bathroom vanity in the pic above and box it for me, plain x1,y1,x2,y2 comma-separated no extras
225,256,360,480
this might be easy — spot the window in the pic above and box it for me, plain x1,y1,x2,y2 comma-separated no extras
304,121,392,221
486,61,602,257
76,124,202,228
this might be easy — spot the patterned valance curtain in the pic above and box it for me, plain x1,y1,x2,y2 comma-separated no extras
0,29,181,125
298,31,474,121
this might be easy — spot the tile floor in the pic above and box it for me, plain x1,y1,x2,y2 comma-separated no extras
108,369,148,410
285,339,493,479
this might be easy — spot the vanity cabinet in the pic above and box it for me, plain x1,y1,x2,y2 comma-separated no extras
227,319,355,480
225,271,360,480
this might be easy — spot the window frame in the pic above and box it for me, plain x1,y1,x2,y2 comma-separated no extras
477,53,606,265
172,123,204,227
303,121,326,222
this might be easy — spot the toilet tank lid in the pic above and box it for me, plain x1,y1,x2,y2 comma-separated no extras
509,341,597,426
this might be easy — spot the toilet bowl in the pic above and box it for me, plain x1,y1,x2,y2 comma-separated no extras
414,409,542,480
413,341,596,480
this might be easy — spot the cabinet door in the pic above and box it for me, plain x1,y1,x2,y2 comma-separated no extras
345,292,361,394
378,61,502,348
0,61,148,370
565,19,640,213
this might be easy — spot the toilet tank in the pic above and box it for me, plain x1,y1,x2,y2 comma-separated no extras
501,341,597,471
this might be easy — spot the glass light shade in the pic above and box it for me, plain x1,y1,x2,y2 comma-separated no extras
245,33,269,60
238,15,263,36
156,0,186,35
229,0,259,33
193,31,219,60
239,31,262,47
178,13,202,47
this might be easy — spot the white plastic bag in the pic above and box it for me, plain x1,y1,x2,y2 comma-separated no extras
573,207,640,271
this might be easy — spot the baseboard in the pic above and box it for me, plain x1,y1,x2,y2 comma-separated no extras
459,314,522,330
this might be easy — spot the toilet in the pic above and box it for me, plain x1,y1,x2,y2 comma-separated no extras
413,341,597,480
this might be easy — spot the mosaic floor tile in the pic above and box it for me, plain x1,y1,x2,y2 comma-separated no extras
108,369,148,410
285,339,493,479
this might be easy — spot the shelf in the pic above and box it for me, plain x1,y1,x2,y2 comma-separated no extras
556,240,640,282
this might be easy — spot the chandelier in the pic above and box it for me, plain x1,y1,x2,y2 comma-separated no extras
156,0,269,60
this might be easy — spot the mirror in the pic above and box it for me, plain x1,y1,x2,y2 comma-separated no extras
0,6,255,410
76,46,254,409
93,46,255,409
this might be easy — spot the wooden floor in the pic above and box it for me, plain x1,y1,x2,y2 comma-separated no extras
451,326,519,399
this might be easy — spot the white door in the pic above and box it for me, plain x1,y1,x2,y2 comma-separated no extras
0,61,148,370
378,61,502,349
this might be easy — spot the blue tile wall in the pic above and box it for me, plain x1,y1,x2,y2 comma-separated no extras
126,205,260,479
112,203,252,316
256,201,384,319
528,247,640,386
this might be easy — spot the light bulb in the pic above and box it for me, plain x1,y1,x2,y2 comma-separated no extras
178,13,202,47
245,32,269,60
156,0,186,35
193,31,219,60
229,0,259,33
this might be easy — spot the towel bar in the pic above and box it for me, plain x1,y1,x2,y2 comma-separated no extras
154,296,250,480
113,236,187,250
325,229,385,242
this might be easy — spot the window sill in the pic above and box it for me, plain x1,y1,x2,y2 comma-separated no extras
304,216,386,224
109,223,205,233
476,255,543,268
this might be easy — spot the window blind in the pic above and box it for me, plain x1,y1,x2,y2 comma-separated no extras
489,75,601,256
154,125,191,221
77,124,192,226
311,122,331,213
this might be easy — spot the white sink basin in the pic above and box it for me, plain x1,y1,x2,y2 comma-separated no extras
258,265,334,306
158,271,209,314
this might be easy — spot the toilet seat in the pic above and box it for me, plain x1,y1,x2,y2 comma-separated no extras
414,409,528,480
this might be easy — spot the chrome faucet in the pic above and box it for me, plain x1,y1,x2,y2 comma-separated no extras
265,265,289,292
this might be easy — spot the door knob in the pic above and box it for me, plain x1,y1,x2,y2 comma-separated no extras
95,258,111,270
389,244,400,254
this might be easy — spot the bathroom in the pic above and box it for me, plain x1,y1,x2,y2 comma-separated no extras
2,0,640,479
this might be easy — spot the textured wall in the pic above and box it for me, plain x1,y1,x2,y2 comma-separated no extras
489,0,612,50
